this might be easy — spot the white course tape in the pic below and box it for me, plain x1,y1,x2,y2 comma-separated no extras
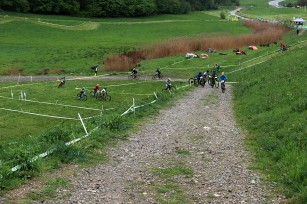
0,107,79,120
0,95,102,111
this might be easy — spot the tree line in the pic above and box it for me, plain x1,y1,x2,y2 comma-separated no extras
0,0,239,17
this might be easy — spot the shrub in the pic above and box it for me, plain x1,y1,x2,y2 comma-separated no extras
220,11,226,19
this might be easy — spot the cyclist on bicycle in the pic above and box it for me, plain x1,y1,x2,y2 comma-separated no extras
280,43,287,51
218,72,227,81
156,68,161,78
204,70,210,77
93,84,99,94
58,76,66,88
210,69,217,86
196,72,203,83
215,63,221,72
80,87,86,98
101,87,107,97
165,78,171,90
132,68,138,76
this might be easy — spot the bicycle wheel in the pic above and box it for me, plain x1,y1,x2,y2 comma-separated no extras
152,75,157,80
215,81,220,88
104,95,111,101
96,94,102,100
194,79,199,87
135,75,140,80
159,74,163,79
199,78,205,87
90,90,96,97
83,95,87,101
171,85,177,91
77,93,81,100
188,78,194,85
128,75,133,80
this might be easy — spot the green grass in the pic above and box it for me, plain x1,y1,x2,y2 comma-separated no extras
231,30,307,203
0,11,249,75
0,78,189,195
239,0,307,20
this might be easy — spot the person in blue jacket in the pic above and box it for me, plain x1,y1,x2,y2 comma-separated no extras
195,72,203,83
218,72,227,81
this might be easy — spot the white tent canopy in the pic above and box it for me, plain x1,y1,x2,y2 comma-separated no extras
293,17,305,22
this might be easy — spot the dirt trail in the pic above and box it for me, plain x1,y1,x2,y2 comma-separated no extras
1,85,286,203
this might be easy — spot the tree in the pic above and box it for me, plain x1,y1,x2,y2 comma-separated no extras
87,0,125,17
0,0,30,12
123,0,156,17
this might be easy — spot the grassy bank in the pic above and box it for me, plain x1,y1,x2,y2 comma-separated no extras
231,31,307,203
0,79,189,195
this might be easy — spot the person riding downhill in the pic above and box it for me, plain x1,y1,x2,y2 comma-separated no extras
93,84,99,94
156,68,161,78
132,68,138,75
58,76,66,88
165,78,171,90
79,87,86,98
218,72,227,92
196,72,203,83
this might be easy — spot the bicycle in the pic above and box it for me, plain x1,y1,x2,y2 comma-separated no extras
188,78,199,87
199,76,207,88
77,92,87,101
96,92,111,101
208,76,219,88
128,73,140,80
90,90,99,97
221,80,226,93
152,73,163,80
162,84,176,92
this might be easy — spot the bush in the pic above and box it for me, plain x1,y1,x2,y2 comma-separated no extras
220,11,226,20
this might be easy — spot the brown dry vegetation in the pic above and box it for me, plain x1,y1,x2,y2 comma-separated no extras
104,21,289,72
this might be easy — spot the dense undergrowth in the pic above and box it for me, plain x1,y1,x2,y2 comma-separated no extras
231,31,307,203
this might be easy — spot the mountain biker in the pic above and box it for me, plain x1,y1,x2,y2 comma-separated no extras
218,72,227,92
101,87,107,97
280,43,287,51
215,63,221,72
210,69,217,86
165,78,171,90
93,84,99,94
156,68,161,78
218,72,227,81
80,87,86,98
132,67,138,76
58,76,66,88
196,72,203,83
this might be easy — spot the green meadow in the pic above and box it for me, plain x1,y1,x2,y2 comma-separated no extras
0,2,307,203
239,0,307,20
0,11,249,75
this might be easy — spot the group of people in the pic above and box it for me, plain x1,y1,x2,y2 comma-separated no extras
195,64,227,83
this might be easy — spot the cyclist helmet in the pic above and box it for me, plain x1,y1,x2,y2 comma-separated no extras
221,72,224,75
168,78,171,81
82,87,85,90
96,84,99,86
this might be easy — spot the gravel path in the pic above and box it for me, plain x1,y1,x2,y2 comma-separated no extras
36,86,282,203
3,85,284,203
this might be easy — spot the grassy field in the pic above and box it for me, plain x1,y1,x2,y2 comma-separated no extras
0,4,307,203
239,0,307,20
0,11,249,76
